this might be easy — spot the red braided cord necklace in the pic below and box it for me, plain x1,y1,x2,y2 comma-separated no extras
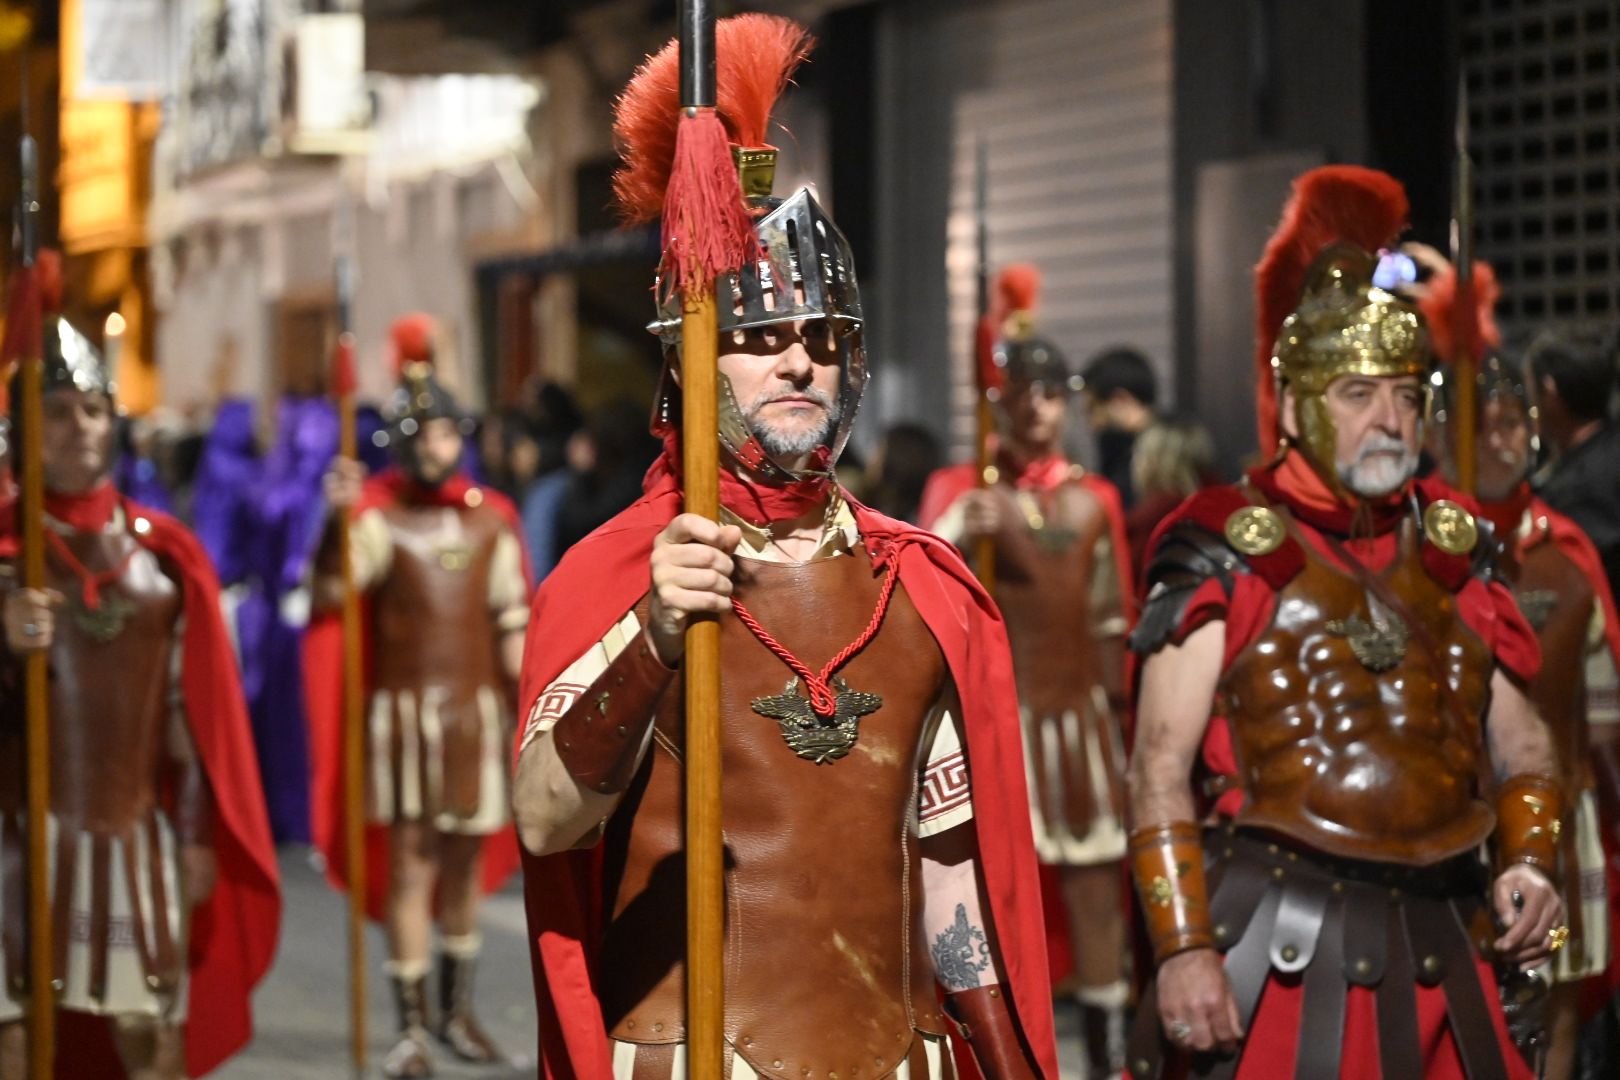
46,530,137,610
729,546,904,719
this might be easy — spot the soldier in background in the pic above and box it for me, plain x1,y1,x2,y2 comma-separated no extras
1416,250,1620,1080
919,272,1134,1076
310,315,530,1078
0,303,279,1079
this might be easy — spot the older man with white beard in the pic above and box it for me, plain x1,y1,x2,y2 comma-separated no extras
1122,166,1559,1080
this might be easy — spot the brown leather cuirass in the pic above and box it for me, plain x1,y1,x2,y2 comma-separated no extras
370,502,504,695
1,527,181,833
599,548,951,1077
1510,538,1595,789
990,481,1106,714
1219,518,1494,865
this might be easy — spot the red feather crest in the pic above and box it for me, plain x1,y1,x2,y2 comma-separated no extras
1252,165,1409,447
390,313,436,373
612,14,815,225
1417,261,1501,365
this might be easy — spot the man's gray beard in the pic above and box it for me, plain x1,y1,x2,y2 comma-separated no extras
1336,435,1420,498
746,388,843,459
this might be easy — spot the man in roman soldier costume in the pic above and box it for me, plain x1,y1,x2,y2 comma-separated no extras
1415,253,1620,1080
513,15,1058,1078
0,295,280,1078
311,314,530,1077
917,266,1134,1076
1124,166,1564,1079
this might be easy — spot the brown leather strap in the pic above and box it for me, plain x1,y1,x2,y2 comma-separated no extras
1130,821,1214,963
1378,892,1423,1079
944,986,1038,1080
88,834,111,1003
1493,773,1562,874
1294,894,1347,1080
553,635,674,795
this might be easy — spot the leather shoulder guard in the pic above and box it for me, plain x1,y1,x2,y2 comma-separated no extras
1128,522,1249,656
1470,516,1505,586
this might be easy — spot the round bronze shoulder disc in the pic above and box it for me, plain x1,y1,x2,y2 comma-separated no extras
1225,505,1285,556
1423,499,1478,555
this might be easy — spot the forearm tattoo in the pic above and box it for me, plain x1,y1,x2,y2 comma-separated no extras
931,902,991,990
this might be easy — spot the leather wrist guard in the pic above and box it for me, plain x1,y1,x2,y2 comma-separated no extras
1129,820,1214,964
1494,773,1563,874
944,986,1036,1080
552,634,673,795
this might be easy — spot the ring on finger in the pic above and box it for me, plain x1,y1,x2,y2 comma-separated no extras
22,621,39,637
1548,925,1570,951
1167,1019,1193,1043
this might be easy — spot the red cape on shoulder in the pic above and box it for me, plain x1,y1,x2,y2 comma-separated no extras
304,470,532,919
516,472,1059,1078
2,497,282,1078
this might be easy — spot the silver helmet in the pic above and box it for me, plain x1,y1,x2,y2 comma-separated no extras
647,186,867,483
44,316,115,397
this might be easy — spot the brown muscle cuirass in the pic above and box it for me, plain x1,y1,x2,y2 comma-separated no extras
369,502,505,816
991,480,1106,714
1219,518,1494,865
989,479,1124,854
599,548,951,1078
0,528,181,832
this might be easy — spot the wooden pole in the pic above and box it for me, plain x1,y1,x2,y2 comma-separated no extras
12,114,54,1080
332,231,367,1077
682,290,724,1078
1451,74,1478,496
19,354,53,1080
676,3,724,1074
338,369,368,1077
972,139,997,592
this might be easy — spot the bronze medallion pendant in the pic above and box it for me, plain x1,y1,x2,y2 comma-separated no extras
750,675,883,764
436,544,474,571
1326,597,1410,673
73,592,137,643
1015,492,1077,552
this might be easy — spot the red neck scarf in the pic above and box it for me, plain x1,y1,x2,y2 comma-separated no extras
1477,481,1533,540
45,479,121,533
645,433,833,527
1251,452,1408,538
368,467,478,509
994,441,1072,492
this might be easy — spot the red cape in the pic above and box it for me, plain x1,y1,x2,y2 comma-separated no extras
516,476,1060,1078
2,497,282,1078
305,471,531,919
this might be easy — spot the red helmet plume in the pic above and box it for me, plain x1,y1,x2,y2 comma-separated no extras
611,14,815,225
1253,166,1409,445
1417,261,1501,365
390,313,436,373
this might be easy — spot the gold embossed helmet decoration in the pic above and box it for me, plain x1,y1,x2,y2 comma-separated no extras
1254,166,1427,500
1270,244,1429,482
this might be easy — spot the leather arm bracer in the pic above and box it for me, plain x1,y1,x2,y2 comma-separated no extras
1129,821,1214,964
552,634,674,795
944,986,1037,1080
1494,773,1563,875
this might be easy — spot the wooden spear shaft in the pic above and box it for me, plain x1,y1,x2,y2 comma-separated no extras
971,139,996,591
19,353,53,1080
678,4,724,1073
13,116,54,1080
682,290,724,1077
335,329,368,1076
